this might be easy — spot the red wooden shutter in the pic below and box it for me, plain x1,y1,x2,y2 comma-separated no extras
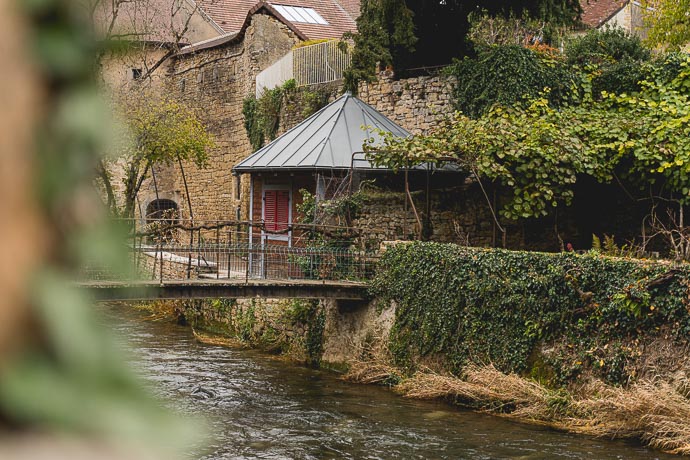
264,190,277,232
264,190,289,233
276,190,290,232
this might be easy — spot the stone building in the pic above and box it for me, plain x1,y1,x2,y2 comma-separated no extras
101,0,531,249
102,1,359,227
103,0,616,251
579,0,649,38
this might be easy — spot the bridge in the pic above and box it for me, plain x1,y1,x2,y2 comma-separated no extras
80,279,368,301
80,221,377,301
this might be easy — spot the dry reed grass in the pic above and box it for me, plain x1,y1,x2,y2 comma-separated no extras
573,379,690,455
192,329,245,348
350,359,690,455
344,358,401,385
397,364,570,422
133,300,179,321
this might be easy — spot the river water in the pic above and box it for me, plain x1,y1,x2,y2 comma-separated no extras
109,306,675,460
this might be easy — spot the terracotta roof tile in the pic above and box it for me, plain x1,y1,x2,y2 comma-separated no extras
580,0,629,28
194,0,257,33
333,0,360,21
195,0,358,39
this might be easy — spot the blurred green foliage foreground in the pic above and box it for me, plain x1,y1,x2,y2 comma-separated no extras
0,0,201,457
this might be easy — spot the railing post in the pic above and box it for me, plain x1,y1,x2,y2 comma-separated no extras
159,242,163,284
216,226,220,279
151,242,158,281
226,230,231,279
196,229,201,277
187,225,193,279
244,242,250,283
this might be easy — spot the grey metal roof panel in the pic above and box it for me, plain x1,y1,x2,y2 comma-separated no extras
233,93,411,173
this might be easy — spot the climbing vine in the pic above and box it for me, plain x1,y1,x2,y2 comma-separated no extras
286,299,326,365
242,80,331,151
445,44,575,118
367,53,690,231
371,242,690,386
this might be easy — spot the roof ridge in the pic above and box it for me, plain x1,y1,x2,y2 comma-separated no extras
232,92,412,172
235,93,347,168
312,93,350,167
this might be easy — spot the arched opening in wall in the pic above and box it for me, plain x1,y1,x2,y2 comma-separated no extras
146,199,179,223
145,199,179,243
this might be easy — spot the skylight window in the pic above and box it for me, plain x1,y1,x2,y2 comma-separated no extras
273,5,328,25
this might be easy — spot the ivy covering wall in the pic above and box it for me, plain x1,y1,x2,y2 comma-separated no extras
371,242,690,386
242,80,331,151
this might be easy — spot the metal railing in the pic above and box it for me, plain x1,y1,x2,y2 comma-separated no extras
256,40,351,97
293,40,351,87
83,219,378,283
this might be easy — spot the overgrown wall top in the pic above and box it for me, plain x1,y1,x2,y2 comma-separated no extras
357,71,456,134
373,242,690,387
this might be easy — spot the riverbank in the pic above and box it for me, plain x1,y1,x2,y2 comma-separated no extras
114,304,676,459
143,242,690,455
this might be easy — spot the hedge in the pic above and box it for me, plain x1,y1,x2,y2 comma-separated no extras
370,242,690,386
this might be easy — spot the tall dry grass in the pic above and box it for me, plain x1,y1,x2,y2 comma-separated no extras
346,361,690,455
574,379,690,455
397,364,574,423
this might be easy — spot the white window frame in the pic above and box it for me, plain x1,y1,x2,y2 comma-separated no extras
273,5,328,25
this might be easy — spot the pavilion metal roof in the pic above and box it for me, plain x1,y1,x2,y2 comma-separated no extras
232,92,411,173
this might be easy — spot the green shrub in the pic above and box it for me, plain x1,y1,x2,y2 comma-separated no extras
565,27,650,67
371,242,690,385
445,45,575,118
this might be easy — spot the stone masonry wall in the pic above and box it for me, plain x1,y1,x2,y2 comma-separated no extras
357,71,456,134
181,296,396,369
352,185,528,250
130,13,301,223
277,71,457,136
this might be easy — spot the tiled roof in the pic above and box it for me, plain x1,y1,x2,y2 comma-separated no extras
195,0,358,39
195,0,257,33
334,0,360,21
580,0,629,28
268,0,357,39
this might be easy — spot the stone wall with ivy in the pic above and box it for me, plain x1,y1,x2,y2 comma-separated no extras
371,242,690,387
278,82,342,135
177,295,399,371
180,298,328,365
353,185,508,248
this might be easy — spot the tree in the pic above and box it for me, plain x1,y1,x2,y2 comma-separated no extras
564,27,652,97
83,0,203,81
343,0,416,92
366,53,690,256
344,0,582,89
99,94,214,217
640,0,690,51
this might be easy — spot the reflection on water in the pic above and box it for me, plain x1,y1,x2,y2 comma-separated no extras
108,306,674,460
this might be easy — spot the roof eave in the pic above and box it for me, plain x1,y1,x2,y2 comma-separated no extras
179,1,308,55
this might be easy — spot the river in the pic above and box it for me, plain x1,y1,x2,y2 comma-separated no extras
108,306,675,460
